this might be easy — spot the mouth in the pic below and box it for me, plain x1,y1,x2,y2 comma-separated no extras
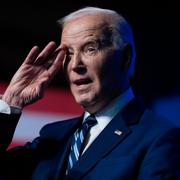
73,78,92,86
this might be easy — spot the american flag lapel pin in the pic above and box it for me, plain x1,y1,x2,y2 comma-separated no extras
114,129,122,136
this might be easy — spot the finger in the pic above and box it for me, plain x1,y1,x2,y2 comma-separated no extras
34,41,57,65
48,48,66,78
62,51,69,73
23,46,40,64
54,43,67,54
42,43,67,69
50,44,67,59
58,44,67,73
41,46,64,69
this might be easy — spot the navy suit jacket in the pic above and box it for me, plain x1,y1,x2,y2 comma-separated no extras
0,98,180,180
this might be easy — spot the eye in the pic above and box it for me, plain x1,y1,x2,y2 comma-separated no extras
87,47,96,52
84,43,98,55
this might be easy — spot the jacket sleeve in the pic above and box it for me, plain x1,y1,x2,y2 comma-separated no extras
0,113,67,180
0,112,41,179
0,113,21,151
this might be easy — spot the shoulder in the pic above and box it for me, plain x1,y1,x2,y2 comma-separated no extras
124,95,180,140
39,116,82,139
129,95,180,130
142,108,180,131
122,95,180,132
135,108,180,150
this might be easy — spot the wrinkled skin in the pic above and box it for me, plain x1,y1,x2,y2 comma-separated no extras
2,14,130,113
61,15,129,113
2,42,66,108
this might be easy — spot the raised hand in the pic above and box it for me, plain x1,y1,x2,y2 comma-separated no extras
2,41,66,108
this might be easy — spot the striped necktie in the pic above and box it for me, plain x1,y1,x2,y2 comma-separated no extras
66,114,97,173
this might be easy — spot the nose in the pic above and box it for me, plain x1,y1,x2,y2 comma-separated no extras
71,52,86,74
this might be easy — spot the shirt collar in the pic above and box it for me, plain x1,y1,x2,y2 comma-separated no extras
83,87,135,130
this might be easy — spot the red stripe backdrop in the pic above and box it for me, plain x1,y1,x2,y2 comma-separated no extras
0,83,83,148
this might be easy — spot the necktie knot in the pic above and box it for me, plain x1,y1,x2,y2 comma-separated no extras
82,114,97,130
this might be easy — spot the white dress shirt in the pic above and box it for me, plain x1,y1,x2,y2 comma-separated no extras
82,87,134,153
0,99,21,114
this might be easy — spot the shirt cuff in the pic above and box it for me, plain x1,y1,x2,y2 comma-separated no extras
0,99,22,114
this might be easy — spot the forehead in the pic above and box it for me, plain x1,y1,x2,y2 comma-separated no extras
61,15,109,45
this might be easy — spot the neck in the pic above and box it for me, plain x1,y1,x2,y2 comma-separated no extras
84,84,131,114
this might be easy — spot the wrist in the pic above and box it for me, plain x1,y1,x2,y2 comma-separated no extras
2,92,23,109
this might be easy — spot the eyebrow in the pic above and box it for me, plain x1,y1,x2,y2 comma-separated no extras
83,40,99,47
66,39,100,53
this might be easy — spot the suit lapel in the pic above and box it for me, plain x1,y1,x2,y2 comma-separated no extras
67,112,131,179
47,116,83,180
50,136,72,180
66,97,145,179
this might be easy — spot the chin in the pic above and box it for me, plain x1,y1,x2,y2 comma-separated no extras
74,93,95,108
76,96,91,106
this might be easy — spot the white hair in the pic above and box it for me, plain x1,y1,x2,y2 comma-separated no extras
57,7,136,77
58,7,120,25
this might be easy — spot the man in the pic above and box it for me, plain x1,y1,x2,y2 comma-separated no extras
0,6,180,180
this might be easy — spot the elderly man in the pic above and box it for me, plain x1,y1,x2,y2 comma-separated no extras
0,7,179,180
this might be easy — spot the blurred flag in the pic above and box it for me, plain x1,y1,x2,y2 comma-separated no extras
0,83,83,148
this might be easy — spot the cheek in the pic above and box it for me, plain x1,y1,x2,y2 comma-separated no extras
92,61,109,83
92,59,120,92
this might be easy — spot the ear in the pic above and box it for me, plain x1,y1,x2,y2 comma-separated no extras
120,44,132,72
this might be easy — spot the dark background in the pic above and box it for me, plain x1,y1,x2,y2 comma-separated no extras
0,0,179,107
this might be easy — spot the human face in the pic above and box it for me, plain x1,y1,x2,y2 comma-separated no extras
61,15,124,113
